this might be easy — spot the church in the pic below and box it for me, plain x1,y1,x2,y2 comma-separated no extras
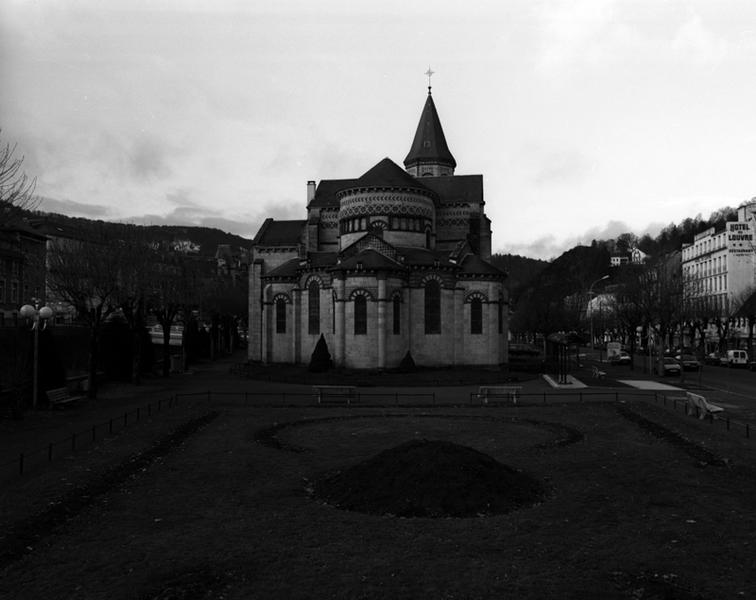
248,83,509,369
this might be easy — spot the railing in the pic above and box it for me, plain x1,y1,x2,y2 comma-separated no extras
0,395,184,479
3,388,752,481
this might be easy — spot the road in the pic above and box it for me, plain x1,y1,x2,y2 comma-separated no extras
582,349,756,422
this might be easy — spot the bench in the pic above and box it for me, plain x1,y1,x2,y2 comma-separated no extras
478,385,522,404
686,392,724,419
313,385,357,405
46,387,85,408
592,366,606,379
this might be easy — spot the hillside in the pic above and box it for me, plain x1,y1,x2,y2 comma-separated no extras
490,253,549,302
26,211,252,256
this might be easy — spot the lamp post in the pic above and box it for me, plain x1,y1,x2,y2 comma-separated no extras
19,298,54,409
589,275,610,352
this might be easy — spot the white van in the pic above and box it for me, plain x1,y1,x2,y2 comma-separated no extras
726,349,749,367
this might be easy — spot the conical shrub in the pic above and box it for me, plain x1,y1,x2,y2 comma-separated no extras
308,334,332,372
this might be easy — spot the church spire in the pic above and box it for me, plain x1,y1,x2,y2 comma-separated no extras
404,69,456,177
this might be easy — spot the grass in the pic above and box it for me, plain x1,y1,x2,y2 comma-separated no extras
1,396,755,599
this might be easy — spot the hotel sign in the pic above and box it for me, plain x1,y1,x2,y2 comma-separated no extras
727,222,754,253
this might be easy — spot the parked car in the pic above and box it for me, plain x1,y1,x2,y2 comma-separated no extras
654,357,681,376
675,354,701,371
704,352,723,366
609,350,631,365
725,349,749,367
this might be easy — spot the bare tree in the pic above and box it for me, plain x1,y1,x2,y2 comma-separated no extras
112,226,155,384
46,226,124,397
0,131,37,222
613,253,683,373
147,254,195,377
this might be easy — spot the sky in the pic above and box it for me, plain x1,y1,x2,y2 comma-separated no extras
3,0,756,260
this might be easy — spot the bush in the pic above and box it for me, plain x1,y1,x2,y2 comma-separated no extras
398,351,416,373
308,334,332,372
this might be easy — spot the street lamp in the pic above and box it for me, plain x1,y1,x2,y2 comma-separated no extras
588,275,610,351
19,298,54,409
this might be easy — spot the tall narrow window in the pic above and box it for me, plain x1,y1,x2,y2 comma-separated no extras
425,229,431,249
308,280,320,334
393,295,401,334
275,298,286,334
354,295,367,335
471,298,482,334
498,300,503,334
424,280,441,334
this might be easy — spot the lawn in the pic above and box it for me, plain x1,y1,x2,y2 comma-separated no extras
1,398,755,599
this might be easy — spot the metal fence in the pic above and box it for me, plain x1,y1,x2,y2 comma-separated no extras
3,387,752,481
0,395,183,480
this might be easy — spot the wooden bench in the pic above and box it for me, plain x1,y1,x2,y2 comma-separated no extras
478,385,522,404
592,366,606,379
313,385,357,405
46,387,85,408
686,392,724,419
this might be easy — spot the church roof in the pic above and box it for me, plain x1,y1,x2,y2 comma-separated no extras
458,254,507,278
252,218,305,246
347,157,433,193
308,178,357,209
404,91,457,170
332,248,407,272
421,175,483,205
264,258,299,278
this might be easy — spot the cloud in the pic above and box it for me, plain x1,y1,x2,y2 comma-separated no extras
532,149,593,186
36,195,112,218
499,219,667,261
129,136,172,180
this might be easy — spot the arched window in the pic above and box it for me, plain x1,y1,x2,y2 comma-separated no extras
354,295,367,335
471,297,482,334
308,280,320,335
275,298,286,334
424,280,441,334
392,295,401,334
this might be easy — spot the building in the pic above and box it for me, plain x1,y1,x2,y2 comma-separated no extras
0,222,47,326
248,86,508,368
682,200,756,313
682,200,756,350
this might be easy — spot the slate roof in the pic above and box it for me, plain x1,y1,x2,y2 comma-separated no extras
346,158,433,193
331,249,407,272
421,175,483,205
264,258,300,278
252,218,305,246
404,92,457,170
458,254,507,278
308,178,357,209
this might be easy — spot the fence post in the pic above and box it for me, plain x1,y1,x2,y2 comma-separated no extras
92,425,96,442
109,418,113,434
747,424,750,439
137,407,140,422
124,412,128,427
18,453,23,476
72,433,76,451
148,403,151,417
48,443,53,462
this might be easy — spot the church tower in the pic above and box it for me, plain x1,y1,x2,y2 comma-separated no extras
404,78,456,177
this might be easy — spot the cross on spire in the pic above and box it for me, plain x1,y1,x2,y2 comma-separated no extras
425,66,434,93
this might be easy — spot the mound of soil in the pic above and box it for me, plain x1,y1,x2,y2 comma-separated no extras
313,439,546,518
